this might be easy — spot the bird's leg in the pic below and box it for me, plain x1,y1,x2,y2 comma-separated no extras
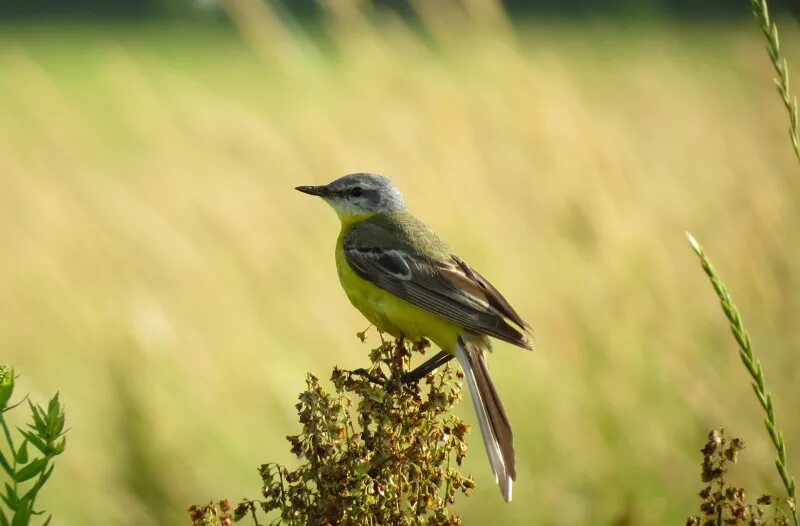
401,351,454,384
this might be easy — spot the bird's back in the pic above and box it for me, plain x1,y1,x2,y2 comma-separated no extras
345,212,451,259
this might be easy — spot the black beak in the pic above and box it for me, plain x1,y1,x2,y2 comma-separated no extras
295,185,330,197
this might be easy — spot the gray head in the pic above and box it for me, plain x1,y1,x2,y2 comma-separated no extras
295,173,407,217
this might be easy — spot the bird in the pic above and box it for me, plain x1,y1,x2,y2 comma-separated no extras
295,173,533,502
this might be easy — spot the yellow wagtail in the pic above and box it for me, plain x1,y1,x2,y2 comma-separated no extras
296,173,533,502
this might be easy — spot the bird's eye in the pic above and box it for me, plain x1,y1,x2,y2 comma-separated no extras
349,187,364,198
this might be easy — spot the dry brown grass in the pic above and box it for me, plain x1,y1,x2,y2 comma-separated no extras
0,6,798,524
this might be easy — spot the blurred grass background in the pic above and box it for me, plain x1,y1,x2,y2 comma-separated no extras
1,1,800,524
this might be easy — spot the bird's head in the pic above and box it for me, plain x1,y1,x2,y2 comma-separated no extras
296,173,407,220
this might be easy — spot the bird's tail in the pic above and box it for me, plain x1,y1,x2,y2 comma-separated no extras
455,335,515,502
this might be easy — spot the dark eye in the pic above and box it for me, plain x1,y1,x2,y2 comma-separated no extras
349,187,364,198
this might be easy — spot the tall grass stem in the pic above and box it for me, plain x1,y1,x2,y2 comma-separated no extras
749,0,800,164
686,232,798,526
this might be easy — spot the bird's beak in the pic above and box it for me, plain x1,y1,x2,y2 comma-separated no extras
295,185,330,197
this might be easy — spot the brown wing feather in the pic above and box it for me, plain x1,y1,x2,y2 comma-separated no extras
344,228,533,349
450,255,531,331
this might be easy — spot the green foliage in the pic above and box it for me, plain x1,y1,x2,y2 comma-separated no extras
189,339,474,525
686,429,794,526
0,366,67,526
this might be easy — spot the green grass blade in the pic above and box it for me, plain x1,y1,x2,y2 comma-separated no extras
748,0,800,165
687,232,798,526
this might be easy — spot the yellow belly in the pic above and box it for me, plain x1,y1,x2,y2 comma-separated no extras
335,241,461,353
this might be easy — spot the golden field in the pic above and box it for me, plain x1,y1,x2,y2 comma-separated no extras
1,5,799,524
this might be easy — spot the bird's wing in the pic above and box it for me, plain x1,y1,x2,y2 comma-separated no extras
343,221,532,349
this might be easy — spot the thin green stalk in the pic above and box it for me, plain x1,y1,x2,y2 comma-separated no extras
749,0,800,164
687,232,798,526
0,414,17,453
0,417,18,496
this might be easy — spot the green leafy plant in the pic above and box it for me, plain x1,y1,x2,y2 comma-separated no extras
189,338,474,525
0,366,67,526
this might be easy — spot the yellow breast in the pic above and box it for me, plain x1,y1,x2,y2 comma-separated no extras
334,230,461,353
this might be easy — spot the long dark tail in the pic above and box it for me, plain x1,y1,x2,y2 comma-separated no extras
455,335,515,502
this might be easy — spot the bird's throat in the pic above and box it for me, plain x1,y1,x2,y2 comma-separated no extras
336,210,379,232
